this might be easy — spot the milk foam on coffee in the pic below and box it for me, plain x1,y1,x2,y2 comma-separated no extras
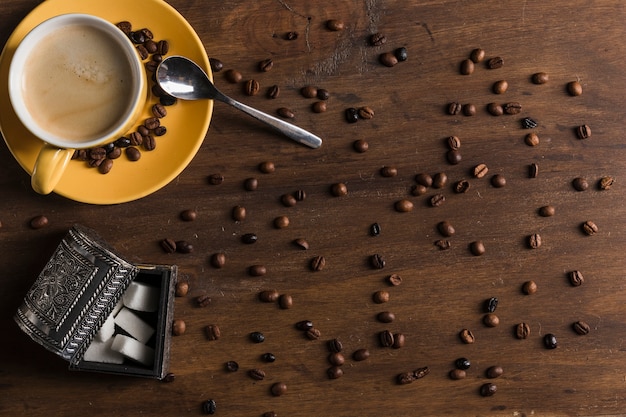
22,24,134,142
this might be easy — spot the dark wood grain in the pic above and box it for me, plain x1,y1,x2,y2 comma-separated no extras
1,1,625,416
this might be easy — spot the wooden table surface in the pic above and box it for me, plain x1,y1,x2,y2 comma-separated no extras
1,0,625,416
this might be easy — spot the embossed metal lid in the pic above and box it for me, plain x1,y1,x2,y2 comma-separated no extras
14,224,139,365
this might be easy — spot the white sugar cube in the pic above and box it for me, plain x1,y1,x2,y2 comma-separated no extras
114,307,155,344
111,334,154,366
83,338,124,364
95,313,115,342
123,281,160,313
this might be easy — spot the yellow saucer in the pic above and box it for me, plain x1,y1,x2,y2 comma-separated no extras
0,0,213,204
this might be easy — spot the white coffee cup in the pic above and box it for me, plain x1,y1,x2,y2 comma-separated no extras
8,13,147,195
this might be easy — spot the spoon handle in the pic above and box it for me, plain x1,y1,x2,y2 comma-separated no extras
214,92,322,149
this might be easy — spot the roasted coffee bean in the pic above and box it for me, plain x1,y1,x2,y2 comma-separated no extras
369,32,387,46
160,238,177,253
244,177,258,191
301,85,317,98
372,290,390,304
232,205,246,222
129,131,143,146
577,124,592,139
274,215,290,229
248,265,267,276
281,193,297,207
447,135,461,150
259,290,280,303
532,72,549,84
175,281,189,297
201,399,217,415
447,101,462,115
473,163,489,178
142,135,156,151
470,48,485,63
432,172,447,188
244,79,260,96
258,58,274,72
395,199,414,212
538,205,555,217
394,47,408,61
487,56,504,69
115,136,131,148
143,39,157,54
460,59,475,75
415,173,433,187
208,173,224,185
411,184,427,196
241,233,258,244
380,166,397,177
172,319,186,336
306,327,321,340
470,240,485,256
310,255,326,271
483,313,500,327
331,182,348,196
516,322,530,339
259,161,275,173
277,107,295,118
487,102,504,116
271,382,288,397
435,240,452,250
278,294,293,309
462,103,476,116
345,107,359,123
135,44,148,59
88,158,103,168
209,57,223,72
180,209,197,222
317,88,330,100
455,358,471,370
599,176,615,190
449,369,466,380
370,222,381,237
370,254,386,269
484,297,498,313
397,371,416,385
250,331,265,343
160,95,177,106
144,117,160,130
438,221,455,237
528,233,542,249
392,333,406,349
29,215,49,229
459,329,475,344
225,361,239,372
573,320,591,335
152,103,167,118
328,352,345,366
152,83,167,98
352,348,370,361
328,338,343,353
89,147,107,160
521,117,538,129
503,102,522,114
224,69,242,83
293,238,310,250
357,106,374,120
311,101,327,113
116,21,132,35
567,80,583,96
491,174,506,188
204,324,221,340
176,240,193,254
145,59,158,72
196,294,212,308
327,366,344,379
569,270,584,286
295,320,314,331
267,84,280,99
326,19,345,31
413,366,430,379
210,252,226,268
572,177,588,191
377,311,396,323
522,280,538,295
493,80,508,94
248,368,266,380
156,39,169,55
353,139,369,152
544,333,558,349
379,330,395,347
454,179,470,193
430,193,446,207
582,220,598,235
486,365,503,379
387,273,402,286
98,159,113,174
529,163,539,178
480,383,497,397
379,52,398,67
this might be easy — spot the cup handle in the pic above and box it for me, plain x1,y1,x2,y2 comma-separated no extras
31,144,74,195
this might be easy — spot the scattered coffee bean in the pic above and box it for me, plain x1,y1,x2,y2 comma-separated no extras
210,252,226,268
345,107,359,123
435,240,452,250
576,124,591,139
413,366,430,380
310,255,326,271
432,172,447,188
172,319,186,336
248,265,267,276
532,72,549,84
293,238,310,250
370,222,381,237
353,139,369,153
259,289,280,303
455,179,471,193
446,135,461,150
521,117,538,129
484,297,498,313
480,383,498,397
395,199,414,212
486,365,503,379
250,331,265,343
241,233,258,244
317,89,330,100
430,193,446,207
142,135,156,151
274,215,290,229
136,44,149,59
529,163,539,178
306,327,321,340
392,333,406,349
572,177,589,191
244,177,258,191
295,320,314,331
232,205,246,222
327,366,344,379
377,311,396,323
281,193,297,207
522,280,538,295
483,313,500,327
301,85,317,98
160,238,177,253
438,221,455,237
208,173,224,185
358,106,375,120
380,166,397,177
379,52,398,67
462,103,476,116
258,58,273,72
277,107,295,118
491,174,506,188
326,339,344,354
538,205,555,217
573,320,591,335
469,240,485,256
29,215,49,229
225,361,239,372
369,32,387,46
294,189,306,201
387,273,402,286
452,358,470,370
196,294,212,308
224,69,242,83
582,220,598,236
528,233,542,249
328,352,345,366
204,324,221,340
411,184,427,196
201,399,217,415
98,159,114,174
449,369,466,380
493,80,508,94
370,254,386,269
394,47,408,62
326,19,345,31
473,163,489,178
248,368,266,380
312,101,327,113
487,56,504,69
352,348,370,361
460,59,475,75
115,21,132,35
569,270,584,287
503,102,522,114
447,101,462,115
271,382,288,397
160,95,176,106
487,102,504,116
415,173,433,187
144,117,160,130
259,161,275,173
209,57,223,72
516,322,531,339
598,176,614,190
544,333,558,349
470,48,485,63
176,240,194,254
180,209,197,221
152,103,167,118
379,330,395,347
331,182,348,196
459,329,475,344
267,84,280,99
175,281,189,297
567,80,583,96
261,352,276,362
278,294,293,309
372,290,390,304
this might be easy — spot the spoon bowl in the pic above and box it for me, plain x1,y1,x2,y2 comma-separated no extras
156,56,322,149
